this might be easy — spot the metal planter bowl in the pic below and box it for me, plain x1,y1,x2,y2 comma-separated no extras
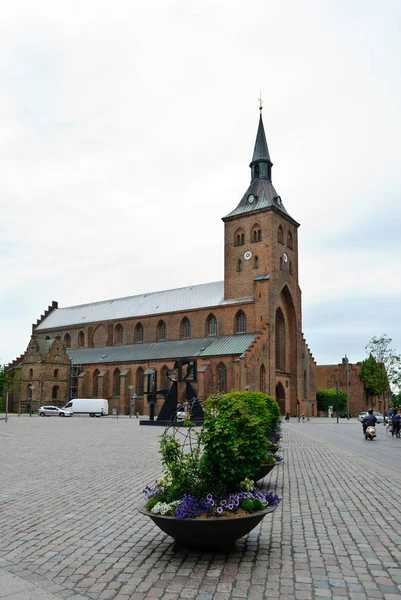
138,503,278,548
253,462,277,481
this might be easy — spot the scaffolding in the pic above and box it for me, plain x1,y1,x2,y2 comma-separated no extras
69,363,82,401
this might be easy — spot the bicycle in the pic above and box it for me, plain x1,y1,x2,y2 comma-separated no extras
386,423,400,438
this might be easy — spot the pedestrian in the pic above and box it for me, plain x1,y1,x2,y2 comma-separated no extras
101,407,104,417
393,409,401,438
301,411,305,422
285,412,290,422
387,407,394,422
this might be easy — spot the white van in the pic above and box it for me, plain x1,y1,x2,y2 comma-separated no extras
63,398,109,417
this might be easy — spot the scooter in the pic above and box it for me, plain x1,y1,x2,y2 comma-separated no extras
364,425,376,440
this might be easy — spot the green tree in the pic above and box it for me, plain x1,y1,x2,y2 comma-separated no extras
316,388,347,413
359,353,385,406
364,334,401,414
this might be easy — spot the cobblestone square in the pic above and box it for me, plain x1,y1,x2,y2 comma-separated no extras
1,416,400,599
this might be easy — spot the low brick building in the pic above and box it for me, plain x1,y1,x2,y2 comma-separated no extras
8,109,316,416
316,358,382,416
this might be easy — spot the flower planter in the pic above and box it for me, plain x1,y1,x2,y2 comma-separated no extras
138,503,278,548
267,444,279,455
253,462,277,481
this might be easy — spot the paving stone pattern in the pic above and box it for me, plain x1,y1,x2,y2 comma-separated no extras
0,417,400,600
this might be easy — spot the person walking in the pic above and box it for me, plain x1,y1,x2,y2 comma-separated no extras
392,409,401,438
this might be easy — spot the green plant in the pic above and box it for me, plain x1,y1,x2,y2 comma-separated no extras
316,388,347,412
199,391,280,494
158,433,206,501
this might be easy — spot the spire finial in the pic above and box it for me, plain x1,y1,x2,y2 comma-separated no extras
258,89,263,112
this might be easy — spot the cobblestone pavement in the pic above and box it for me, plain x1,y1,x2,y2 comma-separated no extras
0,416,400,600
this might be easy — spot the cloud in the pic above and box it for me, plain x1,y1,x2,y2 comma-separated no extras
1,0,401,367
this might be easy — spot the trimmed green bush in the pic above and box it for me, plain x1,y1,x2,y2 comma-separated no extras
199,391,280,493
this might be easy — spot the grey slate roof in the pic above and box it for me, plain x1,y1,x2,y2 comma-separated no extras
223,178,298,223
67,333,257,365
35,281,254,331
252,114,271,163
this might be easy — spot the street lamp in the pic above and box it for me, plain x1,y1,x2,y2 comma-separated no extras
29,385,35,417
128,385,133,419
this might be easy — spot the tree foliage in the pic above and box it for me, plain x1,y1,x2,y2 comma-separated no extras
365,334,401,394
316,388,347,412
359,354,386,397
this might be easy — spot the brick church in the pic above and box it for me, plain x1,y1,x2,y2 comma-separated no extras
8,109,317,417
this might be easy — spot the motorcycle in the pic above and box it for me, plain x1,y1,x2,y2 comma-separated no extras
364,425,376,440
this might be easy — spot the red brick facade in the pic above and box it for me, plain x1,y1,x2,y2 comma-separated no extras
316,358,381,417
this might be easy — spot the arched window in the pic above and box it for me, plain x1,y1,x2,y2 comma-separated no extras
64,333,71,348
180,317,191,339
235,310,247,334
237,259,242,272
113,368,121,396
161,366,169,391
54,369,58,378
93,369,99,397
217,362,227,393
278,225,284,244
251,224,262,242
45,336,50,340
275,308,286,371
92,324,108,347
260,364,266,393
135,322,144,343
52,385,59,400
234,228,245,246
289,261,293,275
254,164,260,178
206,314,217,337
156,320,166,341
29,368,33,378
287,231,293,249
253,255,259,269
114,324,123,345
136,367,144,396
280,257,283,270
78,331,85,348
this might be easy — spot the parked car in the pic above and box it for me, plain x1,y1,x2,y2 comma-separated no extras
38,405,73,417
358,411,385,423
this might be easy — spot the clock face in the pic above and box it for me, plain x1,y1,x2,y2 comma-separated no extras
247,194,255,204
244,251,252,261
283,252,288,263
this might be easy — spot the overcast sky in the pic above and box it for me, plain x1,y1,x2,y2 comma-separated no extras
1,0,401,367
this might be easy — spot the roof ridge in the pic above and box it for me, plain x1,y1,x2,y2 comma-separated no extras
57,280,224,311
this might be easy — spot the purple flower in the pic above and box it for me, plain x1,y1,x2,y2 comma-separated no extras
217,507,223,514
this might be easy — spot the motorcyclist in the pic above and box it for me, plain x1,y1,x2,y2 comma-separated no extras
362,408,377,435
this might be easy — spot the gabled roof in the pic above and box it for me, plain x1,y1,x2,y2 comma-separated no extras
35,281,254,331
67,333,257,365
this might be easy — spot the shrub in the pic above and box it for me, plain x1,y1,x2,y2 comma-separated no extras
199,391,280,494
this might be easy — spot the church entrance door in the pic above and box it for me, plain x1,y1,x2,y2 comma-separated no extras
275,382,286,415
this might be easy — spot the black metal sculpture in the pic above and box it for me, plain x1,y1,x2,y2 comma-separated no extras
140,358,204,426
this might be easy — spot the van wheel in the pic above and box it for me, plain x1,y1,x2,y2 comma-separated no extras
90,413,95,418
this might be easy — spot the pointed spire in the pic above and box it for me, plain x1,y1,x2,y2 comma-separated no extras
252,113,271,163
250,112,272,181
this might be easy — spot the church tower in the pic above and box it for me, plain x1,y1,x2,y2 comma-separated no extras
222,108,304,414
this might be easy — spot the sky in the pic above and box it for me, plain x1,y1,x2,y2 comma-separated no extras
1,0,401,367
